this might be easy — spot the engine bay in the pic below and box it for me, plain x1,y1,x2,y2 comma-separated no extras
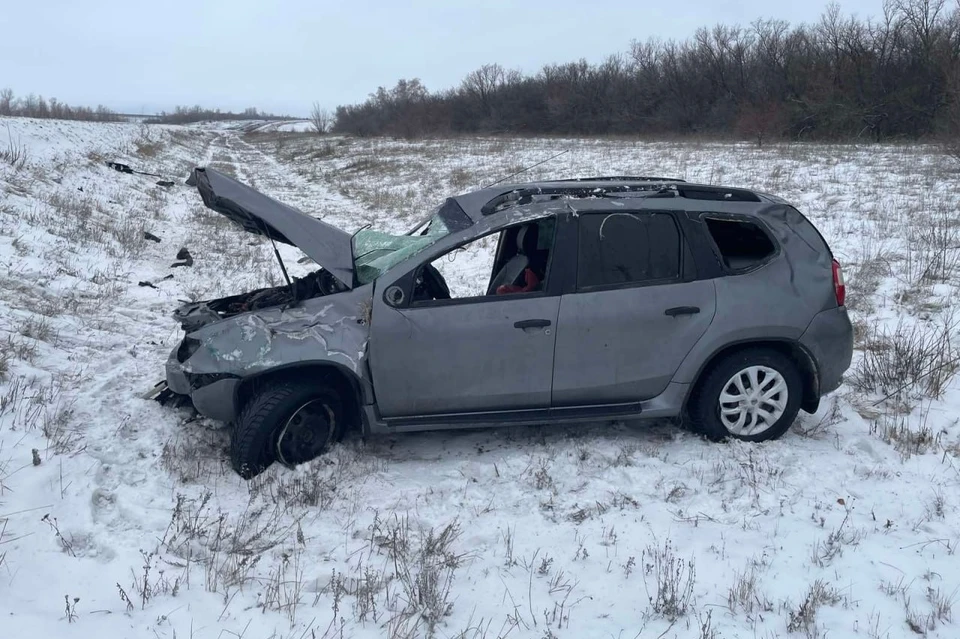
174,268,347,332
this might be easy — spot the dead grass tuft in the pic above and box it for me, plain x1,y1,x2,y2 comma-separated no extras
852,318,958,402
133,124,164,158
1,125,28,170
786,580,844,636
869,404,941,459
643,539,695,620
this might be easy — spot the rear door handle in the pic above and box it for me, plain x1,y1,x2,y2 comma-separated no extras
514,319,552,329
664,306,700,317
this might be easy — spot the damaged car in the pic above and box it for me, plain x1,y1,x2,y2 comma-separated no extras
152,168,853,479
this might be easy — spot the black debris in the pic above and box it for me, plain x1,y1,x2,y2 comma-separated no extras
138,281,158,289
171,247,194,268
106,160,162,178
143,231,161,243
156,180,174,187
155,387,192,409
107,161,134,174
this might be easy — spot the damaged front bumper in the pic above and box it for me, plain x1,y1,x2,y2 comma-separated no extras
162,346,242,423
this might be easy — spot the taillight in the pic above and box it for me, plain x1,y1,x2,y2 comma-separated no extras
832,259,846,306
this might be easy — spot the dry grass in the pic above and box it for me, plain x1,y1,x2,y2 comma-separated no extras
852,318,958,403
786,580,845,637
869,405,941,460
133,123,165,158
1,126,28,170
643,539,696,620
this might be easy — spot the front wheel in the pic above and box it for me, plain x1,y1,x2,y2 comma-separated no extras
231,379,345,479
687,349,802,442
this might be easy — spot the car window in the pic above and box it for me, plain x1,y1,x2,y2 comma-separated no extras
411,217,557,304
703,217,775,270
577,212,681,289
427,233,499,298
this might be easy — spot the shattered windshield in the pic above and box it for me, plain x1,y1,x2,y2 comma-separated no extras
352,198,473,284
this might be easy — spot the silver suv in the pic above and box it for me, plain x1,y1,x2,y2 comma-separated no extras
153,169,853,479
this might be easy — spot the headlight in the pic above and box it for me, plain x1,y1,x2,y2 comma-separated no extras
176,337,201,362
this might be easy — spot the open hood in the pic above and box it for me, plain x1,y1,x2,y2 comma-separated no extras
187,167,355,289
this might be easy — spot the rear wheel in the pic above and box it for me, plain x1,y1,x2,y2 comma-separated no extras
231,380,344,479
687,349,802,442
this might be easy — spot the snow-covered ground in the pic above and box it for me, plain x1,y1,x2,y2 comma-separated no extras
2,117,960,639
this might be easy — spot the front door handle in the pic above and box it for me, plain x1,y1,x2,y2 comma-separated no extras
664,306,700,317
514,319,552,329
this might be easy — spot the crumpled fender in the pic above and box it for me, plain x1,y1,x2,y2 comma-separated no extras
181,284,373,379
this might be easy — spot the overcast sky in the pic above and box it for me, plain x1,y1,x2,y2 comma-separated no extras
2,0,885,117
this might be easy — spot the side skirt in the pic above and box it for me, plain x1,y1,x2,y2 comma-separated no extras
361,384,689,435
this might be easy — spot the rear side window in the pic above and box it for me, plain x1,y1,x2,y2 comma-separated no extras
577,212,681,289
704,217,775,271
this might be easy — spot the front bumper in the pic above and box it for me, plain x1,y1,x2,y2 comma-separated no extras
800,306,854,396
165,347,241,423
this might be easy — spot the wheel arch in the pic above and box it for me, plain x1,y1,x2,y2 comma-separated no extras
682,339,820,415
235,361,369,435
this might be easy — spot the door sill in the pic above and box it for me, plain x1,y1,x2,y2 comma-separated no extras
382,401,642,429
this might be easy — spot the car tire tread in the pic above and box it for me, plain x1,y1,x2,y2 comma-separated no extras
230,379,344,479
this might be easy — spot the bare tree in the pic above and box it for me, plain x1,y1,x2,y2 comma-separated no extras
737,101,788,147
0,88,13,116
310,102,332,134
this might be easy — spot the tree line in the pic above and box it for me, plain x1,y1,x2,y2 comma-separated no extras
144,105,293,125
332,0,960,143
0,88,121,122
0,93,293,126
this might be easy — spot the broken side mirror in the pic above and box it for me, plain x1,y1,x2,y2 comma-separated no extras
384,285,405,308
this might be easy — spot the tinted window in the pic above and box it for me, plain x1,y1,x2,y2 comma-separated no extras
704,217,775,270
577,213,681,289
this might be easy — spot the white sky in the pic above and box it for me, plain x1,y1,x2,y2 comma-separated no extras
1,0,885,116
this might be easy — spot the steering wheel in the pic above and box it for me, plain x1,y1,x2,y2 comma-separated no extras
418,263,450,300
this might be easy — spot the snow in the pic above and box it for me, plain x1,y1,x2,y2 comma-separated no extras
2,116,960,639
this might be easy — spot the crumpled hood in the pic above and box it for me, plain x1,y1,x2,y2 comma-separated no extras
187,167,355,288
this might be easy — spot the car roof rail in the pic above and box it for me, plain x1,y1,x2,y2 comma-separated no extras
481,182,760,215
550,175,687,183
481,184,669,215
674,184,761,202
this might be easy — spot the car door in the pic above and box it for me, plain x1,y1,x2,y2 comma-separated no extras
551,210,717,407
368,217,563,418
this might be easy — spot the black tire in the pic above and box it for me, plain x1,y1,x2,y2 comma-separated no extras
686,348,803,443
230,379,345,479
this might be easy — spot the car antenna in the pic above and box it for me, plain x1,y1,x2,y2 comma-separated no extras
485,149,569,188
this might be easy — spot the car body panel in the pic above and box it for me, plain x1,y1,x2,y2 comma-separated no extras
799,306,854,394
168,285,375,422
188,167,357,288
369,288,561,417
179,285,372,377
552,279,717,405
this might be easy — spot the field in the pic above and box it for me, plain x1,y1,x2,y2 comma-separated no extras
1,117,959,639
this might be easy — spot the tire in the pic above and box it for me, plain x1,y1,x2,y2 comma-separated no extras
230,379,345,479
686,348,803,443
